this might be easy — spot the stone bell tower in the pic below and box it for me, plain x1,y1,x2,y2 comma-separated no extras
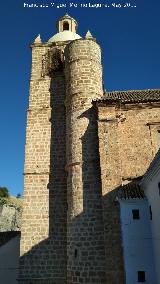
19,14,107,284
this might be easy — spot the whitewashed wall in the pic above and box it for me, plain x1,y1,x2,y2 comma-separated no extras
142,169,160,284
0,235,20,284
120,199,156,284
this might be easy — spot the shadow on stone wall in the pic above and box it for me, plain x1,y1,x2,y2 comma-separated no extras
77,107,125,284
19,71,67,283
19,101,125,283
102,188,125,283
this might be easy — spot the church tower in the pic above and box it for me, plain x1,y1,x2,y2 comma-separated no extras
19,15,107,284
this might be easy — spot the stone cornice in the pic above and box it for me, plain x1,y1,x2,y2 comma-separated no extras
95,101,160,110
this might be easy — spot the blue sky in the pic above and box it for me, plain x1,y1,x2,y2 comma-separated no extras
0,0,160,196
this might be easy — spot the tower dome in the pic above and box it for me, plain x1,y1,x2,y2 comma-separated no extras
48,14,81,42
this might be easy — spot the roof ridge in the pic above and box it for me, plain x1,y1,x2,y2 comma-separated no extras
106,88,160,94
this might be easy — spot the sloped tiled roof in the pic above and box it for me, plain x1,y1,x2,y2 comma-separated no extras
98,89,160,104
0,231,20,248
117,183,145,200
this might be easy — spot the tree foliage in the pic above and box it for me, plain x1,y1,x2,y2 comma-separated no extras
16,193,21,199
0,187,9,198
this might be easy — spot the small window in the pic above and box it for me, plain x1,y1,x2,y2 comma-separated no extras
138,271,146,282
158,182,160,195
132,209,140,220
63,21,69,31
149,205,152,220
74,248,78,258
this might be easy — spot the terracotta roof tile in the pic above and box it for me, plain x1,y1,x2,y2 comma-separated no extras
117,183,145,200
99,89,160,103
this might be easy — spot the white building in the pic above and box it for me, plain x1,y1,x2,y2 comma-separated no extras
117,182,156,283
141,149,160,284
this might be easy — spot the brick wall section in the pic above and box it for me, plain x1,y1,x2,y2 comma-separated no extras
65,39,107,284
97,102,160,283
19,43,67,283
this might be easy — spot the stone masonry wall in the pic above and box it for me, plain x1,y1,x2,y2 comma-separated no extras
97,102,160,283
65,39,107,284
19,43,67,283
0,201,22,232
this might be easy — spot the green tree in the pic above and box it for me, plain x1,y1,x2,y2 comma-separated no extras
16,193,21,199
0,187,9,198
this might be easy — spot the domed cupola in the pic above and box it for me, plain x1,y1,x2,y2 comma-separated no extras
48,14,81,42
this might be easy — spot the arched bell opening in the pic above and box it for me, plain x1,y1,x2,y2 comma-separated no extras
63,21,69,31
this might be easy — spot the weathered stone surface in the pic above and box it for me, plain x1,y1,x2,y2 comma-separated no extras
65,39,107,284
19,39,67,283
0,199,22,232
97,103,160,195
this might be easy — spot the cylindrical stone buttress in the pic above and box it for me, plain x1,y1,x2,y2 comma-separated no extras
65,39,107,284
